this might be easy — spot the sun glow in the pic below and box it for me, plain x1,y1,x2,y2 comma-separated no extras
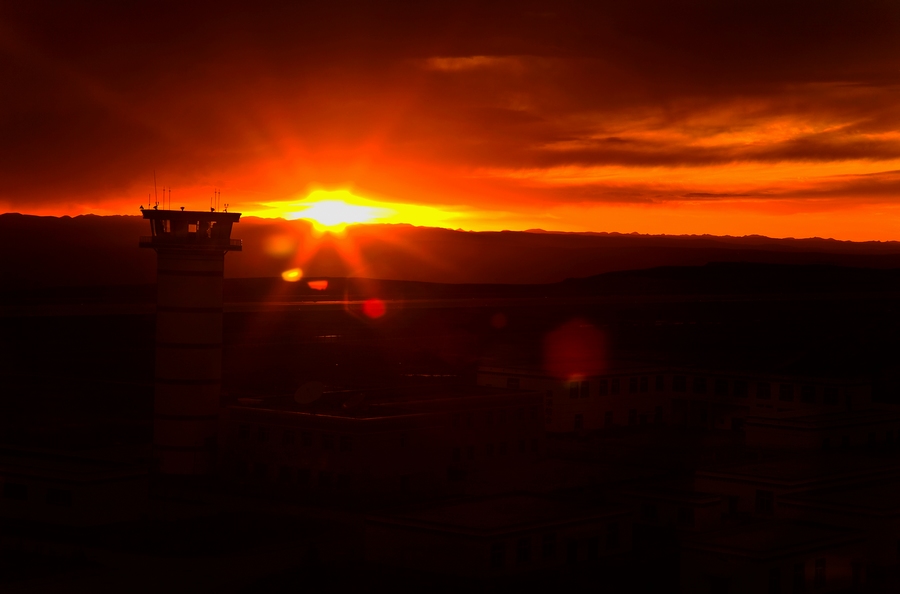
244,189,468,232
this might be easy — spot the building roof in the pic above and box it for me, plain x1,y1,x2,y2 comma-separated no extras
745,408,900,431
697,453,900,489
227,384,540,422
683,520,864,560
368,493,628,538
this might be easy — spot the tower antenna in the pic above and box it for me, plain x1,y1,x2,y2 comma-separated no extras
153,171,158,209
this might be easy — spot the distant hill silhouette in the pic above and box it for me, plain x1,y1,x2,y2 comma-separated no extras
3,213,900,288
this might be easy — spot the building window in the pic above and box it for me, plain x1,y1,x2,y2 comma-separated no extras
757,382,771,400
655,375,665,391
693,376,707,394
756,489,774,514
709,576,731,594
769,567,782,594
642,503,658,522
297,468,311,486
530,406,538,420
841,435,850,450
498,442,507,455
801,385,816,403
319,470,332,488
278,465,292,484
542,534,556,559
779,384,794,401
46,488,72,507
640,376,649,393
253,463,268,480
507,377,520,390
340,435,351,452
814,559,826,589
580,381,590,398
491,543,506,569
629,377,638,393
673,376,687,392
734,380,748,398
605,411,613,427
655,406,663,423
574,413,583,431
567,539,578,564
628,409,637,425
569,382,579,398
257,427,268,443
823,387,839,405
486,410,494,425
531,438,539,453
611,378,621,395
607,522,619,549
239,424,250,440
599,379,609,395
468,445,475,460
282,430,295,446
301,431,312,447
586,536,599,560
715,378,728,396
678,506,695,527
518,440,526,454
322,434,334,450
486,443,495,457
452,447,461,462
516,538,531,565
400,434,408,448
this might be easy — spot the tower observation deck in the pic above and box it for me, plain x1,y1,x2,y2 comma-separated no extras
140,209,241,475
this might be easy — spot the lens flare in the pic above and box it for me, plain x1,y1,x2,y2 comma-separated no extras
543,318,606,379
281,268,303,282
307,280,328,290
363,298,386,319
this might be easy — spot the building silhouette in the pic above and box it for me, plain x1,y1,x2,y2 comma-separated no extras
140,209,241,475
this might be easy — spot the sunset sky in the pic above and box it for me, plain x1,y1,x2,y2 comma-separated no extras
3,1,900,240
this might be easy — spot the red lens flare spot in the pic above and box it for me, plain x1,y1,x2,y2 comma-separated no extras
490,313,507,328
307,280,328,290
543,318,606,379
363,298,386,319
281,268,303,282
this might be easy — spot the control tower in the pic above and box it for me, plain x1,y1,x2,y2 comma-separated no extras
140,209,241,475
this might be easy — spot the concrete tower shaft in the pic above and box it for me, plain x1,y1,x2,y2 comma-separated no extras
140,209,241,475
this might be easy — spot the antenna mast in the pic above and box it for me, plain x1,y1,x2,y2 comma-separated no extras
153,171,158,209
